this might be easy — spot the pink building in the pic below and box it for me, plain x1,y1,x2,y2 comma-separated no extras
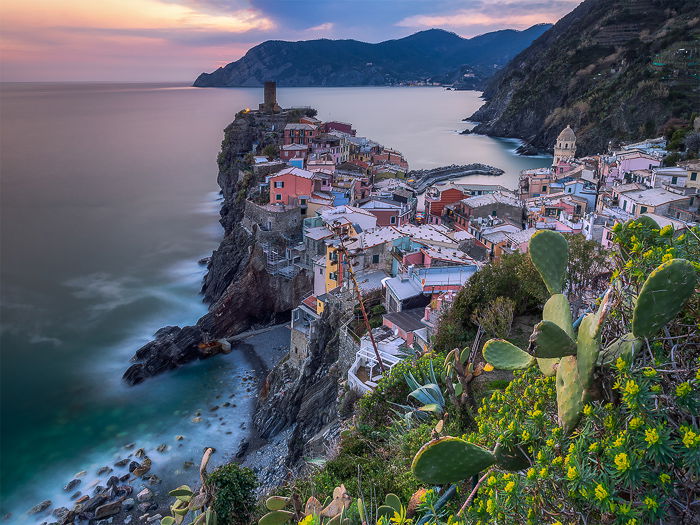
280,143,308,163
322,121,356,136
269,167,321,205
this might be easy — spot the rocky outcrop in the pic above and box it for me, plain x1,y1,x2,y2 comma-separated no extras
122,109,312,385
469,0,699,155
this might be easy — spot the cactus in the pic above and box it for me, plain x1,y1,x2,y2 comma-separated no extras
529,229,569,294
530,320,576,358
258,511,294,525
412,228,697,487
598,333,642,366
384,494,402,514
632,258,697,339
411,436,496,484
266,497,291,511
482,339,535,370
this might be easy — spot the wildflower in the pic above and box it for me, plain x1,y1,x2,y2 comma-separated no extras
521,429,530,441
504,481,515,493
642,368,657,377
594,484,608,501
676,382,692,398
627,520,638,525
552,456,563,466
659,473,671,484
487,476,498,486
552,521,563,525
682,429,698,448
623,380,640,396
483,363,494,372
531,409,542,419
537,450,545,462
567,466,578,480
508,421,516,432
527,468,536,480
613,434,625,447
644,497,658,511
615,357,627,371
662,253,673,263
650,385,661,393
299,515,314,525
615,452,631,472
644,428,660,446
583,404,593,416
546,439,555,447
643,249,654,258
629,417,644,429
579,487,588,498
588,442,599,452
486,499,494,514
660,225,673,237
539,467,548,478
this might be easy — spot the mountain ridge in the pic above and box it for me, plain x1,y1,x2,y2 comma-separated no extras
469,0,700,155
193,25,551,88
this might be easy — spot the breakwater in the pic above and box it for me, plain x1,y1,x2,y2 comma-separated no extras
409,163,504,193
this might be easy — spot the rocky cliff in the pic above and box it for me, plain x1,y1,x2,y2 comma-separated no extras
469,0,699,155
193,26,550,88
123,110,312,385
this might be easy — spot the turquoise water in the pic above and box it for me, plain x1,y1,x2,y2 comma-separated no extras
0,83,549,520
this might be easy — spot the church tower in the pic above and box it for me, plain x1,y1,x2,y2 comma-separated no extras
553,125,577,165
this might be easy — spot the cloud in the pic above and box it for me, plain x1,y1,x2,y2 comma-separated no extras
307,22,334,32
396,0,578,36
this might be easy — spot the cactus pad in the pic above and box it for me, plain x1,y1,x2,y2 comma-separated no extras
599,333,641,366
529,230,569,295
494,442,530,471
530,320,576,358
632,258,697,339
411,437,496,484
482,339,535,370
576,313,601,393
556,355,584,434
539,294,574,376
265,497,290,511
384,494,402,514
377,506,396,520
258,511,294,525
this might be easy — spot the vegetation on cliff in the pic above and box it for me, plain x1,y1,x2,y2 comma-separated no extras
470,0,700,155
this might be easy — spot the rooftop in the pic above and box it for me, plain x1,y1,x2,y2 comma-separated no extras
285,123,317,131
383,308,426,333
461,191,521,209
271,166,317,180
622,187,690,206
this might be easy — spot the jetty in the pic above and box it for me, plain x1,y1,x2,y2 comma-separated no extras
408,163,504,193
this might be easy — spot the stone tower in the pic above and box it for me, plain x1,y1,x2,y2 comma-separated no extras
259,81,281,113
553,125,577,165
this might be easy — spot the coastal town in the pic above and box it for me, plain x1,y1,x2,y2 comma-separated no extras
241,83,699,395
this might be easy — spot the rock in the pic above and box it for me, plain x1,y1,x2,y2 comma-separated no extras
124,443,135,450
146,474,161,485
107,475,120,487
120,474,131,482
93,485,106,495
124,516,133,524
83,494,108,513
175,435,184,441
52,507,69,521
191,417,202,423
1,513,11,522
128,461,141,473
137,502,155,513
459,128,471,134
209,406,219,411
134,448,146,458
74,470,87,478
76,495,89,504
114,458,130,467
94,501,121,519
123,498,135,511
64,478,81,492
156,444,167,453
97,466,113,476
71,491,81,500
147,515,162,523
132,457,152,477
136,488,153,502
515,142,539,156
28,500,52,515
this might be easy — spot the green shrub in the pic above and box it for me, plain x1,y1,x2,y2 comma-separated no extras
208,463,258,525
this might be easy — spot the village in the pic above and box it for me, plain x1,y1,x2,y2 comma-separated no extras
241,83,700,396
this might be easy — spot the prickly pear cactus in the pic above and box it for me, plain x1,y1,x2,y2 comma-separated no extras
411,437,496,484
598,333,642,366
575,312,601,395
530,320,576,358
529,229,569,295
632,258,697,339
482,339,535,370
556,355,583,434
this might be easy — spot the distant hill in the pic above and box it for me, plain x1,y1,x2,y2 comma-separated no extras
469,0,700,155
193,25,551,88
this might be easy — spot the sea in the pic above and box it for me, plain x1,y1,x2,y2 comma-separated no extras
0,83,550,521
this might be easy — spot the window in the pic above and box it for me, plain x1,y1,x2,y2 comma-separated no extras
319,268,323,275
372,254,380,264
275,194,282,201
691,172,698,181
329,272,337,281
300,198,307,205
390,215,396,224
542,185,547,192
492,210,497,217
671,176,678,185
274,181,284,188
640,206,647,214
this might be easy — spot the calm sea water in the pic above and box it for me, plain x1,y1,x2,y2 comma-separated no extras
0,83,549,520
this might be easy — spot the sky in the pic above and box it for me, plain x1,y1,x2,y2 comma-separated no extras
0,0,580,82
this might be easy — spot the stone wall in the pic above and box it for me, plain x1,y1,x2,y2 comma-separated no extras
243,200,303,237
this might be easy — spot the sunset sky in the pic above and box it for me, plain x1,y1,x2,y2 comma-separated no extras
0,0,579,82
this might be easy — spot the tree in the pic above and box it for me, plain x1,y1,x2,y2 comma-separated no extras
471,296,516,339
262,143,279,161
684,132,700,155
565,233,609,313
